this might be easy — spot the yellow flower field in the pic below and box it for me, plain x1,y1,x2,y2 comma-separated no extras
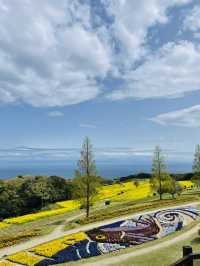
7,252,42,266
3,200,80,225
0,180,194,227
56,199,80,209
32,232,86,257
179,180,193,188
0,222,9,229
97,181,151,201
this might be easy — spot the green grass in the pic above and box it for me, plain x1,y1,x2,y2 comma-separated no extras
70,194,199,226
0,210,81,248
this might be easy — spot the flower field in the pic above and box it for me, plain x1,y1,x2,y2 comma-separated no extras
0,180,194,228
2,200,80,226
2,207,199,266
97,181,151,201
32,232,86,257
7,252,43,266
0,222,9,229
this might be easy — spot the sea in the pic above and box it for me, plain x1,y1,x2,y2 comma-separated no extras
0,160,192,180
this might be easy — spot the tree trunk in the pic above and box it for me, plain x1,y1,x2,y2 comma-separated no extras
86,181,90,218
86,139,90,219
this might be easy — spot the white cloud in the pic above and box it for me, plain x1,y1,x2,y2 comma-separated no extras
150,105,200,128
48,111,64,117
0,0,110,107
183,5,200,33
80,123,96,129
108,41,200,100
102,0,191,69
0,0,193,107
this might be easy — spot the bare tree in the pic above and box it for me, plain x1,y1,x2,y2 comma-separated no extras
74,137,100,218
192,144,200,185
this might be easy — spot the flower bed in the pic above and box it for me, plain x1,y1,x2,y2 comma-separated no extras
1,207,198,266
0,261,15,266
32,232,86,257
7,252,43,266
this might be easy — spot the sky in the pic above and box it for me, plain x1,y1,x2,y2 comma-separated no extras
0,0,200,162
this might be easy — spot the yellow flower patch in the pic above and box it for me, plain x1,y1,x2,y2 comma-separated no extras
0,261,15,266
0,222,9,229
7,252,42,266
56,199,80,210
32,232,87,257
97,181,152,202
179,180,193,188
4,207,73,224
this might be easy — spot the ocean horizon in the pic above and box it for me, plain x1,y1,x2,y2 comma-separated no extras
0,160,193,180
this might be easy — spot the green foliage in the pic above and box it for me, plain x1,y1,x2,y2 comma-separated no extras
0,176,73,220
150,146,181,199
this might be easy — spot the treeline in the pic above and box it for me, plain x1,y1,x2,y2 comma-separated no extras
0,175,74,220
119,172,194,182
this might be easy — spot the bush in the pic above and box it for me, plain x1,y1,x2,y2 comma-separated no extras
105,200,111,206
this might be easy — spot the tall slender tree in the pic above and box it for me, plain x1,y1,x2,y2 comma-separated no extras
192,144,200,184
151,146,167,200
74,137,100,218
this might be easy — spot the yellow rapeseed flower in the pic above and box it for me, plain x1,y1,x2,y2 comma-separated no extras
7,252,42,266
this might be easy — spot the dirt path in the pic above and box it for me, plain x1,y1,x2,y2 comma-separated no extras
81,222,199,266
0,201,199,259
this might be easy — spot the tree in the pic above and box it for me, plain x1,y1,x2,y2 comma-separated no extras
74,137,100,218
192,144,200,185
168,180,183,198
151,146,167,200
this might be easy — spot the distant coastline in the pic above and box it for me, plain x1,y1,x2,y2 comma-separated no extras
0,160,192,179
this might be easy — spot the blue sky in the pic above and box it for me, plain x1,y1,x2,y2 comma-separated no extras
0,0,200,162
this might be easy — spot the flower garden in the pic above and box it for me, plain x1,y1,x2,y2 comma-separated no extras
1,206,198,266
0,180,193,230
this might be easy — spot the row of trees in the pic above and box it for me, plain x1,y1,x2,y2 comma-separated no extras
75,138,200,218
151,144,200,200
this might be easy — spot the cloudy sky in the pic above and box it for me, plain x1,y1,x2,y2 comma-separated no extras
0,0,200,161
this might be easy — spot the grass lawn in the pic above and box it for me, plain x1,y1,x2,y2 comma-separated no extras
66,193,200,228
0,210,81,248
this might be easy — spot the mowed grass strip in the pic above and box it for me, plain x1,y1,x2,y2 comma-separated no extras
75,194,199,225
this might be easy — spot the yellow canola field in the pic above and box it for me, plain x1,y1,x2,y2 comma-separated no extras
32,232,86,257
179,180,193,188
0,222,9,229
0,180,194,227
97,181,151,201
56,199,80,209
0,261,15,266
3,200,79,225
